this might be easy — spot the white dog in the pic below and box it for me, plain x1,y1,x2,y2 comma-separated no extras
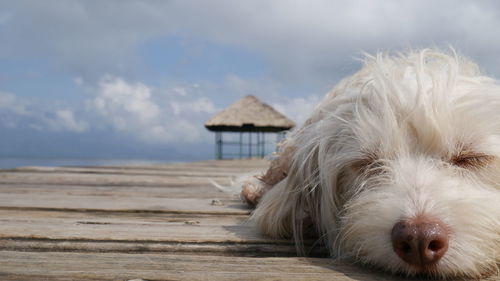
242,49,500,279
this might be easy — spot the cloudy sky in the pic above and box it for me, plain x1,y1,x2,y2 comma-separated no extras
2,0,500,162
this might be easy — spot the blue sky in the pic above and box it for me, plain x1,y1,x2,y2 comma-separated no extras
2,1,500,162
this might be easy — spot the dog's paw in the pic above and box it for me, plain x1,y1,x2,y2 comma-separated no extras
241,177,268,206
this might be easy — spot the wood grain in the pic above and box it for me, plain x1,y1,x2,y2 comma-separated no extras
0,251,432,281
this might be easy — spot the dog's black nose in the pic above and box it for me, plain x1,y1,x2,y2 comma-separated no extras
391,216,449,267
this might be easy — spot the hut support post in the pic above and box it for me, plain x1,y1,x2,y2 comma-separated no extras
261,133,265,158
257,132,260,157
239,132,243,159
220,132,224,159
215,132,223,160
248,132,252,158
214,132,217,159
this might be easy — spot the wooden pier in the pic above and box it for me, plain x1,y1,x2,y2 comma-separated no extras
0,160,496,281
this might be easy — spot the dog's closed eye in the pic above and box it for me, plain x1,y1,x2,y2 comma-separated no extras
450,152,494,170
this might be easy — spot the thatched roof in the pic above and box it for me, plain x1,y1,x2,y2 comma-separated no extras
205,95,295,132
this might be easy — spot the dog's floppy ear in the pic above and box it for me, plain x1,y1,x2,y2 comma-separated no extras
251,144,305,242
252,143,342,253
251,174,317,254
251,178,299,239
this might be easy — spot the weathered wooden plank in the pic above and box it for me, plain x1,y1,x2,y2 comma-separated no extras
0,210,311,257
0,171,234,186
0,209,246,224
0,251,447,281
0,210,327,257
0,211,266,243
0,183,233,199
0,193,250,214
0,239,304,257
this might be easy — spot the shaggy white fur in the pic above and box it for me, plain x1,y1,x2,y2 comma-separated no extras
243,49,500,279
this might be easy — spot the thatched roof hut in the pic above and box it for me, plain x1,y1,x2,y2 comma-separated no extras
205,95,295,159
205,95,295,132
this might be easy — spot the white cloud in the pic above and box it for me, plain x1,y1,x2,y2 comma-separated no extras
52,109,88,132
89,75,167,142
172,87,187,96
0,91,28,115
0,91,26,128
0,91,87,132
91,75,161,130
88,75,216,143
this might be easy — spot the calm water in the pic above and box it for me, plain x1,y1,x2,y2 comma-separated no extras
0,157,169,169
